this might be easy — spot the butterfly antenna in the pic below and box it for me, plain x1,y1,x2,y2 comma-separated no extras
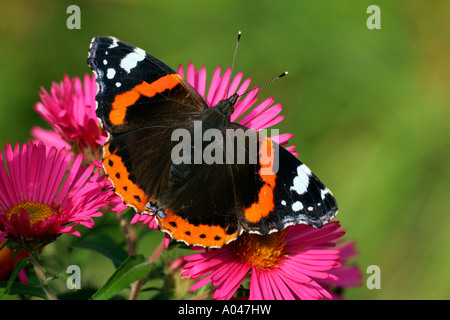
226,31,242,98
240,71,288,98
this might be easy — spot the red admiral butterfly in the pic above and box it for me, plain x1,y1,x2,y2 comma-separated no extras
87,36,338,248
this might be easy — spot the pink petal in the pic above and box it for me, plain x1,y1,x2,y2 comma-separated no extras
227,71,243,98
205,66,222,106
187,62,195,88
238,97,274,126
197,66,207,98
211,68,231,106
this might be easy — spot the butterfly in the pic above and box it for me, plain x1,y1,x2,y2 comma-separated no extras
87,36,338,248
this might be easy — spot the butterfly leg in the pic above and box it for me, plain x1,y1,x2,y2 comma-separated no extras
144,201,166,218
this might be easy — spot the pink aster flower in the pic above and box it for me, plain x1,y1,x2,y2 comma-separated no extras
0,142,110,251
31,74,107,165
182,221,360,300
31,74,127,215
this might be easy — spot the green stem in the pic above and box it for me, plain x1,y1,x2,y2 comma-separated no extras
117,212,135,256
128,237,165,300
30,250,58,300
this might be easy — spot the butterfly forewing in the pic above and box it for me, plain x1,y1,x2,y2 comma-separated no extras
88,36,207,133
88,36,208,212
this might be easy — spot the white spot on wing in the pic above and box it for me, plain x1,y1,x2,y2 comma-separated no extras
115,82,121,87
109,38,119,48
103,59,108,65
107,68,116,79
292,201,303,212
290,164,311,195
321,188,331,200
281,200,286,206
120,48,146,73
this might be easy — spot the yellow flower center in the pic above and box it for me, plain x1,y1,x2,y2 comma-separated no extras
6,201,56,225
233,230,288,270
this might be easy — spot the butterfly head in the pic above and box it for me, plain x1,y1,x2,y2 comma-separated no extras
216,92,239,118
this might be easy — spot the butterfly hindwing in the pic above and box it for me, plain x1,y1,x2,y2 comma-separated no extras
225,124,338,235
156,122,338,247
155,111,260,247
238,138,338,234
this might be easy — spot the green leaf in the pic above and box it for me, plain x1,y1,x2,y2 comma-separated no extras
0,281,46,299
90,254,152,300
71,237,129,268
2,257,32,296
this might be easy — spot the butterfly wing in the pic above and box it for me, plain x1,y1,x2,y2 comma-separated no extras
237,131,339,234
155,119,261,248
220,123,338,235
155,121,338,248
88,36,207,133
88,36,208,212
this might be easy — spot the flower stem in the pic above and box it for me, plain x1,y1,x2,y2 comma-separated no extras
128,237,165,300
30,250,58,300
117,212,135,256
148,238,166,264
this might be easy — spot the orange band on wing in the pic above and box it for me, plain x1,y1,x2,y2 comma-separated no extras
157,210,240,248
109,74,182,126
109,90,140,125
103,142,149,212
136,74,182,98
244,138,277,223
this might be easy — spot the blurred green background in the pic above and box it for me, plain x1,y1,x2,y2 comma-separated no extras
0,0,449,299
